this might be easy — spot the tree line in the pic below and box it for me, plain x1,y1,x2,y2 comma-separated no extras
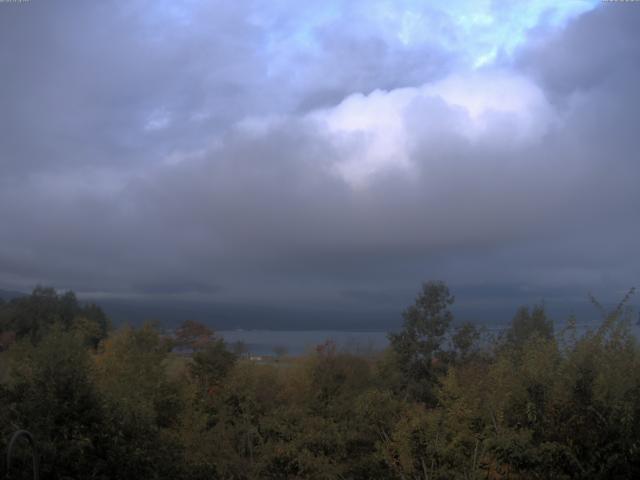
1,283,639,479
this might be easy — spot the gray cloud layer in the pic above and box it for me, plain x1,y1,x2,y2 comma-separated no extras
1,2,638,324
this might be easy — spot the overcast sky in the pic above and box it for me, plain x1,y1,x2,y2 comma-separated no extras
0,1,638,324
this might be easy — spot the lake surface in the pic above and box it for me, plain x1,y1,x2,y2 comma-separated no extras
218,330,389,356
218,320,640,356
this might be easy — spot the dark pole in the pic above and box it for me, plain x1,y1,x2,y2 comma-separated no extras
6,430,39,480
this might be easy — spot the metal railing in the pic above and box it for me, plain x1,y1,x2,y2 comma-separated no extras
5,430,39,480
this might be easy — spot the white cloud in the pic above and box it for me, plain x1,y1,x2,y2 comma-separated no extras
312,70,554,186
144,108,172,131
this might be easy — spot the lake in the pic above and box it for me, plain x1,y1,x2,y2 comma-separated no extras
218,330,389,356
218,320,640,356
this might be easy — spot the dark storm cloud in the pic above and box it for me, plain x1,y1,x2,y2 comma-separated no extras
132,280,220,296
0,0,274,175
0,2,638,323
0,0,454,176
291,4,457,111
517,3,640,100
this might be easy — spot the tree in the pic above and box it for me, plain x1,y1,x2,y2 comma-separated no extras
2,286,76,342
3,327,106,479
451,322,482,363
76,302,111,348
95,323,184,479
388,281,455,404
174,320,215,352
0,287,110,347
190,338,237,392
505,304,553,348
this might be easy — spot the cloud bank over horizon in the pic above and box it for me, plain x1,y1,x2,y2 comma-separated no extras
0,1,638,323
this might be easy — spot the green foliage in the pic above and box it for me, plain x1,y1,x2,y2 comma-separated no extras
190,338,237,392
2,327,106,479
0,286,110,347
505,304,554,348
451,322,482,363
387,281,455,404
94,323,185,479
174,320,215,351
2,284,640,479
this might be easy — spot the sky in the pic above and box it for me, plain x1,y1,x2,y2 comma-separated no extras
0,0,638,327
